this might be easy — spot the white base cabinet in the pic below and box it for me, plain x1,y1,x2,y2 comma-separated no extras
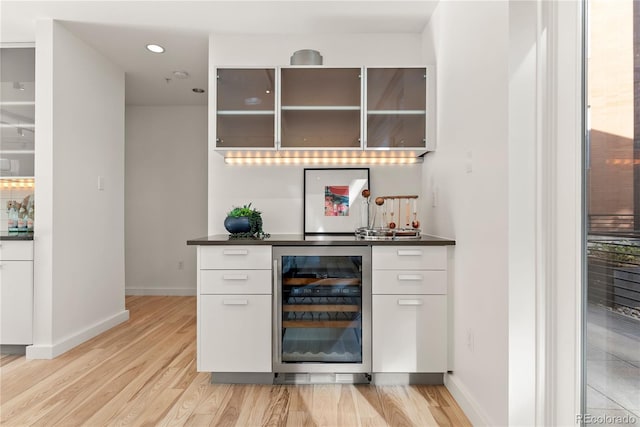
373,295,446,372
197,245,272,372
372,245,448,373
0,241,33,345
195,243,450,376
199,295,271,372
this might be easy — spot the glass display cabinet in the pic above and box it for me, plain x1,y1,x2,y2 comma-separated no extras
215,68,276,149
279,67,362,149
1,47,35,177
365,67,427,150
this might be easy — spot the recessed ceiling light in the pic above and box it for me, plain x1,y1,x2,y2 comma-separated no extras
146,44,165,54
192,88,205,93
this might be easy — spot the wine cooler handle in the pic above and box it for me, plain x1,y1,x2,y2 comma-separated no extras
397,249,422,256
273,259,280,364
223,249,249,255
397,299,423,306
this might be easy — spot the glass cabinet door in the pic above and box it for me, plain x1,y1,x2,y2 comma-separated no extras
279,254,364,364
280,68,362,149
0,48,35,177
216,68,276,149
365,67,427,149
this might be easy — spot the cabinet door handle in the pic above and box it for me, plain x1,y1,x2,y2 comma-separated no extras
222,274,249,281
398,274,423,281
397,250,422,256
398,299,423,306
223,299,248,305
223,249,248,256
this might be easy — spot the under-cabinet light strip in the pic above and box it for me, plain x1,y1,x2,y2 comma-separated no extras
224,157,421,165
0,178,34,189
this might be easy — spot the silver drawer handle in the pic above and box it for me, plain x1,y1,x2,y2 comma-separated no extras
397,250,422,256
223,249,248,256
398,299,423,306
398,274,423,281
222,274,249,281
223,299,248,305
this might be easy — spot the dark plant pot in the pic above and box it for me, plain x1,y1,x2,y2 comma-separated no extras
224,216,251,234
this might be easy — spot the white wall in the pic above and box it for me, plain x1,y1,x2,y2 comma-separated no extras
508,1,538,424
422,2,509,425
208,34,425,234
29,19,128,358
125,106,207,295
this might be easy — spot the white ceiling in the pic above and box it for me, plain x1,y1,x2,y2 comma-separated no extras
1,1,438,105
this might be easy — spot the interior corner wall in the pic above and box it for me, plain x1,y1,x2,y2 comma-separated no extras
421,2,509,425
207,33,425,234
125,105,207,295
29,19,128,359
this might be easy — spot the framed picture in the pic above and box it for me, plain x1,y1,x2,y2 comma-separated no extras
303,168,370,234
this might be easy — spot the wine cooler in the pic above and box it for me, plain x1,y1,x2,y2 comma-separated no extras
273,246,371,374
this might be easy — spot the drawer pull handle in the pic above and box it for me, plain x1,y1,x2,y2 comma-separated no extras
397,250,422,256
223,249,248,256
398,299,423,306
223,299,248,305
222,274,249,281
398,274,423,281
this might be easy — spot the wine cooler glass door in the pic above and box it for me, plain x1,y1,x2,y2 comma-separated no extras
273,246,371,373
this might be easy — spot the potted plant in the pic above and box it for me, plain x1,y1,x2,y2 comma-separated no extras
224,203,270,239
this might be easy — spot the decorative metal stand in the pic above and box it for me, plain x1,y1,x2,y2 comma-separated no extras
355,193,422,240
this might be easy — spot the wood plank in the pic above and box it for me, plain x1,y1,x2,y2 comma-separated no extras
283,304,360,312
0,296,471,427
284,385,315,427
352,385,388,427
283,278,361,286
376,386,416,427
337,384,359,426
311,385,339,427
282,320,360,328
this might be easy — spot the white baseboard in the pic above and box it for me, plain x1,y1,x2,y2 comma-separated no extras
125,287,196,296
444,373,493,426
26,310,129,360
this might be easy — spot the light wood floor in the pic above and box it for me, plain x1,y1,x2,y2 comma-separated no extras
0,296,471,426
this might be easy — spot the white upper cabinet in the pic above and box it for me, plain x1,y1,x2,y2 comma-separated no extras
365,67,429,152
215,68,277,149
213,65,435,154
279,67,362,150
1,47,35,178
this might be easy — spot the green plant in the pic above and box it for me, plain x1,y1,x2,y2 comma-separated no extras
588,241,640,265
227,203,257,218
226,203,270,239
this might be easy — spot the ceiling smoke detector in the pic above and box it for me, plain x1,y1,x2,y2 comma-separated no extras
172,70,190,79
290,49,323,65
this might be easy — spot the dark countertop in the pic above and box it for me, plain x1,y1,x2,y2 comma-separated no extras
0,232,34,241
187,234,455,246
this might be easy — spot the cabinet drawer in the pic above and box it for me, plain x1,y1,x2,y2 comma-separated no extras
372,246,446,270
200,270,271,295
0,241,33,261
199,246,271,270
372,270,446,295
